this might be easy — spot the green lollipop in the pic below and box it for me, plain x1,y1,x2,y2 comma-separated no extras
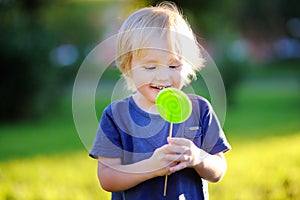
156,88,192,197
156,88,192,123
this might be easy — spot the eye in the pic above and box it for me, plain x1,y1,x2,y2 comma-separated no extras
169,65,182,70
143,64,156,70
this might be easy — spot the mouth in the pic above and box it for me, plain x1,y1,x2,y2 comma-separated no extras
150,84,171,91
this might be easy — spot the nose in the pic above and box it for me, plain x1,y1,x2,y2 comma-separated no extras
155,66,170,81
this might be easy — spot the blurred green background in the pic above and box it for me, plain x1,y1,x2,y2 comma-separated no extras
1,0,299,199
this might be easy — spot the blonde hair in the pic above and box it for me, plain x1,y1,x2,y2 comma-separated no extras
116,1,204,90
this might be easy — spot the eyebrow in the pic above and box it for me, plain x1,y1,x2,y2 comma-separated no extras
142,57,182,65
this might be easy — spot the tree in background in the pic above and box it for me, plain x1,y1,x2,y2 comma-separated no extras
0,0,59,121
0,0,112,122
1,0,298,121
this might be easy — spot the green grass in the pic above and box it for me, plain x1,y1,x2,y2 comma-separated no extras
0,113,83,161
224,77,300,140
209,133,300,200
0,75,299,199
0,152,110,200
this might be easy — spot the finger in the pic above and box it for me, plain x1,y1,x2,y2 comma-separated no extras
164,153,181,161
168,137,191,146
166,145,189,155
158,143,174,154
165,153,191,162
169,161,188,172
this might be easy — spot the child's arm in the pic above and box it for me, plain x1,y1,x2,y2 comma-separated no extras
166,137,227,183
192,152,227,182
97,144,177,192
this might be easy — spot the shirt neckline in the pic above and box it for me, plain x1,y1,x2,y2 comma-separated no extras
129,96,162,118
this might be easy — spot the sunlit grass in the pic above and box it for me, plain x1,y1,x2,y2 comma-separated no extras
209,132,300,200
0,151,110,200
1,134,299,199
0,115,83,161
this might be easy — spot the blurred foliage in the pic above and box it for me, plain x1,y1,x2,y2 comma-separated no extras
0,0,57,121
1,0,299,121
151,0,300,40
0,0,113,121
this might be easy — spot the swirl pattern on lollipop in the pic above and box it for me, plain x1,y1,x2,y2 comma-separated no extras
156,88,192,123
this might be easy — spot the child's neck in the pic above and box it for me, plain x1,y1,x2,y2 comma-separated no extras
132,93,158,114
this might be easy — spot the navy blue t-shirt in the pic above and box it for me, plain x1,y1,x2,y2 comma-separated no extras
90,94,231,200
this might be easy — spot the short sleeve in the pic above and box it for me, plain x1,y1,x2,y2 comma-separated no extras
199,98,231,154
89,106,123,159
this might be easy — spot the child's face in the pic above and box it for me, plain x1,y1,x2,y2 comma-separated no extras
130,46,183,107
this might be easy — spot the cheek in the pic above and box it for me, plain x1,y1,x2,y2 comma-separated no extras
131,69,153,88
171,69,183,80
171,69,185,88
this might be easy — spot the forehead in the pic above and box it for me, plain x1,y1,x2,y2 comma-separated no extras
129,28,182,54
132,33,181,62
133,48,181,65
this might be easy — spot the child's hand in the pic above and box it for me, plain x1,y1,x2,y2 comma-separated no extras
166,137,208,173
149,144,179,176
149,137,208,176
